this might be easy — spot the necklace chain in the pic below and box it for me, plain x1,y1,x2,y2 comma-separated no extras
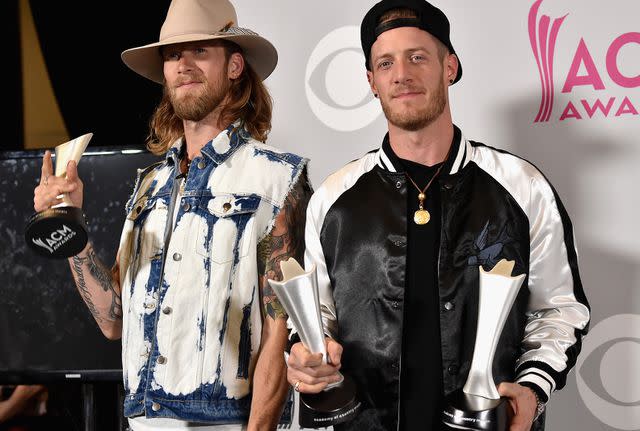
405,162,445,210
404,160,448,225
179,156,191,194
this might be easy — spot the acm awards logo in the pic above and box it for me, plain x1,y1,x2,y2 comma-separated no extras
304,26,381,132
529,0,639,122
32,224,76,254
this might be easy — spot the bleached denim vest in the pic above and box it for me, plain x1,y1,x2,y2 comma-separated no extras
117,125,306,423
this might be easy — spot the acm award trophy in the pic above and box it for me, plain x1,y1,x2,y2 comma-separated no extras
442,259,526,430
25,133,93,259
268,258,360,428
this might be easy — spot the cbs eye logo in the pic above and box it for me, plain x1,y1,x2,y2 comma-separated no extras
576,314,640,430
304,26,382,132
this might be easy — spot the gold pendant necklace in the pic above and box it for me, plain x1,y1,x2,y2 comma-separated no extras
413,192,431,225
405,161,446,225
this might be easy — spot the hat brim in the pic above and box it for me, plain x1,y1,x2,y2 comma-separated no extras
121,31,278,83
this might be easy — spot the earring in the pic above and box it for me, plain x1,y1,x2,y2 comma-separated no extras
449,78,454,85
374,93,378,98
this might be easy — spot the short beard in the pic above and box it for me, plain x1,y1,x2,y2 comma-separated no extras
380,71,447,131
167,75,230,122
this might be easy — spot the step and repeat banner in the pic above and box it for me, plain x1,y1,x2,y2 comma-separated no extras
10,0,637,428
230,1,638,429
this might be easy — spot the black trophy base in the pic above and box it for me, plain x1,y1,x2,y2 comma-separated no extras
442,389,509,430
25,206,88,258
299,373,361,429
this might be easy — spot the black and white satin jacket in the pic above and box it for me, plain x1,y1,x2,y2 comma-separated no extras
303,127,591,430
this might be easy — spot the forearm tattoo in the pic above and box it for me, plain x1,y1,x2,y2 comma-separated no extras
259,169,312,320
71,253,102,323
71,245,122,323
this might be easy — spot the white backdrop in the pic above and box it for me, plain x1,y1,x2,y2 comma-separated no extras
234,1,640,429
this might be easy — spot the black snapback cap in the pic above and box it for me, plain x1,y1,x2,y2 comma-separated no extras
361,0,462,84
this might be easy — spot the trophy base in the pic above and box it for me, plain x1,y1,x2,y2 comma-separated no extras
299,374,361,429
442,389,508,430
25,206,88,258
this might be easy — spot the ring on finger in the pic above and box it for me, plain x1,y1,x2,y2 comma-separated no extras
43,175,49,186
294,381,301,392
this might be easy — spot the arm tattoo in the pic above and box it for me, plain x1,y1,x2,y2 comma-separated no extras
259,169,313,320
87,247,123,320
71,245,122,323
71,253,103,323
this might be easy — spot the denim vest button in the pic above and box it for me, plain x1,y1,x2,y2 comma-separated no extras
173,253,182,261
157,356,166,365
223,202,232,212
151,402,161,412
444,301,455,311
197,161,206,169
182,202,191,212
395,181,402,189
144,301,156,310
162,306,172,315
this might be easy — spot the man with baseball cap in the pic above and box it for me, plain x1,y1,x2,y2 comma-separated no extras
33,0,310,429
285,0,590,430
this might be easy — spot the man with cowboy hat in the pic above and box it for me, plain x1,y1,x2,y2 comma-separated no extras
33,0,310,429
285,0,590,430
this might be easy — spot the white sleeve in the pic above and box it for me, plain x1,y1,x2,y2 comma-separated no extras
302,192,338,339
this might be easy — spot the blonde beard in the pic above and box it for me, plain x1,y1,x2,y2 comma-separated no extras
380,75,447,132
168,77,230,122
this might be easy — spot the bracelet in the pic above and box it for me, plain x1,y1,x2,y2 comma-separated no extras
532,390,546,422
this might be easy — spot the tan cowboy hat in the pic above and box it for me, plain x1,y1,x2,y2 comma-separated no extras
121,0,278,83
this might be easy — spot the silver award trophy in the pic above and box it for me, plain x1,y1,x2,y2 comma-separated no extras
268,258,360,428
442,259,526,430
25,133,93,258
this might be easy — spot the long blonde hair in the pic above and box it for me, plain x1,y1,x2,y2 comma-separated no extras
146,40,273,156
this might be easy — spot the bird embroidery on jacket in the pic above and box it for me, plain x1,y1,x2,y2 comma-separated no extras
468,220,514,269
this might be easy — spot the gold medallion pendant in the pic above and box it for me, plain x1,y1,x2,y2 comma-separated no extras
404,146,451,226
414,209,431,225
413,191,430,225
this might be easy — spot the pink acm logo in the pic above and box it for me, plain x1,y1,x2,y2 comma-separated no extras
529,0,639,122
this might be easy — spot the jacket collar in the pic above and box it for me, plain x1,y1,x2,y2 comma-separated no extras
375,125,469,175
165,121,248,166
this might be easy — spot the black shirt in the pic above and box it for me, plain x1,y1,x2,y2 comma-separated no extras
382,128,461,430
398,156,444,431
